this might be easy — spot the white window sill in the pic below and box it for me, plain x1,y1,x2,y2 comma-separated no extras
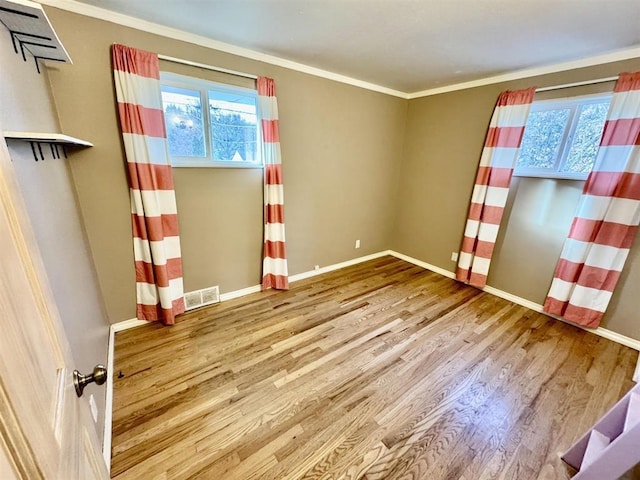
513,171,587,181
171,162,264,169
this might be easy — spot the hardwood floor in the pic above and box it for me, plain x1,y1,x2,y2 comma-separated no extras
111,256,639,479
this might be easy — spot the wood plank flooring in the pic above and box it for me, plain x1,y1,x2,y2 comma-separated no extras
111,256,639,479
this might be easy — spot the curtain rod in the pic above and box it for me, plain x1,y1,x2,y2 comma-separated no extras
158,54,258,80
536,75,618,93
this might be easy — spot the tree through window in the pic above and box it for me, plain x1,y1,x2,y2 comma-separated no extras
515,94,611,179
160,73,261,167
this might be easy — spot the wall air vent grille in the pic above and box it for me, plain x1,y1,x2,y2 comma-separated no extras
184,286,220,311
201,286,220,305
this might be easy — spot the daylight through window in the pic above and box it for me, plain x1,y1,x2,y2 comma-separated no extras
160,73,261,167
515,94,611,179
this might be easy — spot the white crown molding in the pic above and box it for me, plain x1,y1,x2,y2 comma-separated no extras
36,1,640,100
35,0,409,99
34,1,640,100
408,45,640,99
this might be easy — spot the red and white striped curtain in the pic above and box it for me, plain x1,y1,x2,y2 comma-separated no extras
112,44,185,325
258,77,289,290
456,87,536,288
544,72,640,328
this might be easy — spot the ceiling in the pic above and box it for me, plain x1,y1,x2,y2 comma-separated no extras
70,0,640,94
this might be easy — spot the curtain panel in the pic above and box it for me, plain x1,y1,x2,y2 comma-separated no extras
544,72,640,328
456,87,536,288
112,44,185,325
258,77,289,290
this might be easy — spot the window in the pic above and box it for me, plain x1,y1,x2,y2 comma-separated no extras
514,94,611,179
160,73,261,167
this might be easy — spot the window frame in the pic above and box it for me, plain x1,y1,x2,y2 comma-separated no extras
160,72,262,168
513,92,612,180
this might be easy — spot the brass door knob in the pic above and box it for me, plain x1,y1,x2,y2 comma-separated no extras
73,364,107,397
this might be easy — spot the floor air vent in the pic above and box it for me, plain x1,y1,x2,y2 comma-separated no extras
184,286,220,311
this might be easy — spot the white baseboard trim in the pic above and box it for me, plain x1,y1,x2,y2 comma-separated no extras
106,247,640,452
103,325,115,473
289,250,393,283
109,251,397,334
388,250,455,280
481,285,545,313
590,327,640,352
486,287,640,352
111,318,147,332
103,247,640,463
103,318,146,471
103,250,400,455
216,251,396,302
110,251,640,354
219,284,262,302
388,251,640,352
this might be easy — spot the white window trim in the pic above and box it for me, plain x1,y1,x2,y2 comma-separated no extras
514,92,612,181
160,72,262,168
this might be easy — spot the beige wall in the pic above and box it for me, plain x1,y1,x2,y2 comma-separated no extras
0,34,109,437
395,57,640,340
35,6,640,340
489,177,583,302
44,8,408,323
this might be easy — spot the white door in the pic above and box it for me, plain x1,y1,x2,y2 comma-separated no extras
0,132,108,479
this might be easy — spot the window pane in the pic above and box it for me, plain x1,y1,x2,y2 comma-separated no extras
563,102,609,174
517,109,570,170
209,90,258,163
161,86,205,157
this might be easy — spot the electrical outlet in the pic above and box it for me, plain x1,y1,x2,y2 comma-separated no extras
314,265,320,270
355,239,360,249
451,251,459,262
